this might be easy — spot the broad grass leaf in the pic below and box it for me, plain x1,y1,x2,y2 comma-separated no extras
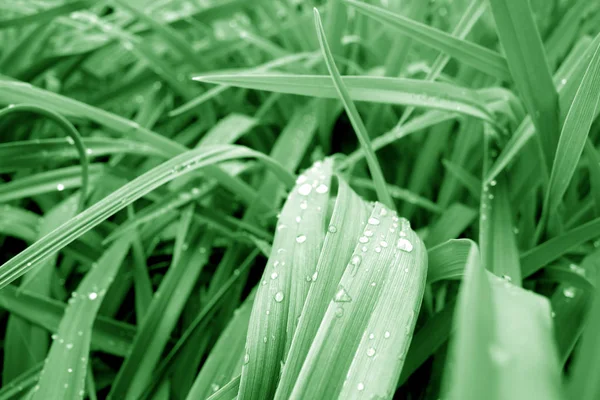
31,238,132,400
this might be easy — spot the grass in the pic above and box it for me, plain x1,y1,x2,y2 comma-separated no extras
0,1,599,399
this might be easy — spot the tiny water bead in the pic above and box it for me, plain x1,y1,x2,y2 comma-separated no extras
88,292,98,300
335,307,344,318
384,331,391,339
396,238,414,252
271,272,278,280
380,240,388,248
211,383,221,392
295,216,302,223
357,383,365,391
274,291,285,302
312,271,318,281
359,236,369,243
334,285,352,302
563,287,576,298
57,183,65,191
328,225,338,233
368,217,380,225
369,333,375,340
296,235,307,243
244,353,250,364
365,230,374,237
300,200,308,210
298,183,313,196
316,184,329,194
366,347,376,357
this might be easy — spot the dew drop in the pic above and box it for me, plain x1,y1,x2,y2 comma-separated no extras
384,331,391,339
274,291,284,302
244,353,250,364
365,230,374,237
361,246,368,252
379,208,388,216
298,183,313,196
334,285,352,302
66,137,75,145
380,240,388,248
211,383,221,392
371,282,376,287
366,347,376,357
368,217,380,225
357,383,365,391
68,368,73,373
295,216,302,223
66,343,73,350
271,272,278,280
300,200,308,210
316,184,329,194
335,307,344,318
396,238,413,252
359,236,368,243
312,271,318,281
296,235,307,243
490,180,497,187
563,287,576,298
328,225,338,233
296,175,307,184
369,333,375,339
88,292,98,300
57,183,65,191
375,247,381,253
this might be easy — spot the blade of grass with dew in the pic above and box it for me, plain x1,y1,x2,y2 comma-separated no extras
314,8,392,208
273,174,371,399
239,159,334,400
442,246,563,400
186,291,254,399
424,203,477,247
288,204,426,399
486,34,600,184
441,159,482,201
0,138,162,172
552,249,600,364
541,38,600,228
31,237,132,400
197,114,257,148
520,216,600,277
0,81,264,207
0,164,103,203
193,73,498,124
108,220,212,399
0,145,293,289
207,376,241,400
0,285,135,356
487,0,559,170
344,0,510,80
479,171,522,285
337,219,427,399
567,250,600,400
4,194,79,383
584,140,600,217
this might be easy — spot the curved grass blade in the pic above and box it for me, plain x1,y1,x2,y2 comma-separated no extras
0,138,162,172
0,145,294,290
32,238,132,400
424,203,477,248
584,140,600,217
193,73,497,124
487,0,559,169
427,239,474,284
0,104,89,211
0,205,40,242
344,0,510,80
313,8,393,209
0,164,104,203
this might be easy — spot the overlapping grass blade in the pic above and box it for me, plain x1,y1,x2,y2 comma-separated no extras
443,245,563,399
344,0,510,80
0,205,40,242
0,0,92,29
540,38,600,228
0,145,293,289
427,239,474,284
0,285,135,356
313,8,393,209
32,238,132,400
239,159,334,399
424,203,477,247
584,140,600,217
193,73,498,124
487,0,559,169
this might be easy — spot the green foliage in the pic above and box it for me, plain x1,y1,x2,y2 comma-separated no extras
0,1,599,399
